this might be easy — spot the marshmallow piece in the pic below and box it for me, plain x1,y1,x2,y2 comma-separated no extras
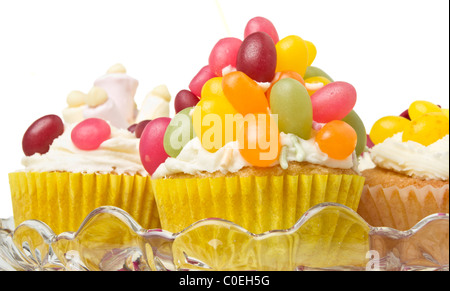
86,86,109,108
94,73,139,124
135,85,171,123
107,63,127,74
67,90,86,108
62,105,86,124
83,98,129,129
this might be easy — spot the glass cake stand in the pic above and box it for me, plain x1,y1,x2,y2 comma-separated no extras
0,203,448,271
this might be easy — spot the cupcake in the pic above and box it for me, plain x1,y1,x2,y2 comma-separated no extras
357,100,449,230
140,17,367,234
9,65,170,234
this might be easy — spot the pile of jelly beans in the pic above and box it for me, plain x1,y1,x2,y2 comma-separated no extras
138,16,366,175
370,100,449,147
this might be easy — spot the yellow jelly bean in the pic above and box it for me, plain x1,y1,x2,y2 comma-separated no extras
408,100,442,120
193,78,238,153
441,108,449,119
305,40,317,67
369,116,410,145
402,112,449,146
275,35,309,77
304,76,331,96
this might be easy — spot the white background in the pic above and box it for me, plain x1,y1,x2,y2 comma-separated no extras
0,0,448,218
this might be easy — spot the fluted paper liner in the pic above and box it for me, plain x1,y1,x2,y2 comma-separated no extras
358,184,449,231
152,173,365,234
8,172,160,234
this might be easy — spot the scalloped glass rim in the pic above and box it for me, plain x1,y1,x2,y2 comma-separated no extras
1,203,448,271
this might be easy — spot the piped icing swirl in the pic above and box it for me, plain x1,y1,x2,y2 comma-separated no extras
369,133,449,181
21,123,147,176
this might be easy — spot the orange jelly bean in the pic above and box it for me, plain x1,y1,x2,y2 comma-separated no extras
315,120,357,160
222,71,269,115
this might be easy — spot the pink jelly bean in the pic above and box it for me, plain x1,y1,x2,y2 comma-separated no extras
310,81,357,123
244,16,279,44
189,65,216,97
139,117,171,175
208,37,242,76
71,118,111,150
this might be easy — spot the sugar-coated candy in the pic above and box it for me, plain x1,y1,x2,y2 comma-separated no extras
265,71,305,101
164,107,195,158
134,119,151,138
22,114,65,156
402,112,449,146
369,116,410,145
408,100,442,120
139,117,171,175
209,37,242,76
189,65,216,97
303,66,334,82
238,113,280,167
341,110,367,156
310,81,357,123
71,118,111,150
270,78,312,140
86,86,108,108
275,35,309,77
244,16,279,44
193,77,238,152
222,71,269,115
174,89,199,113
315,120,357,160
236,31,277,82
66,90,86,108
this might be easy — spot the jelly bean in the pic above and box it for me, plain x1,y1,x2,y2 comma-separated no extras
303,66,334,82
139,117,171,175
22,114,64,156
341,110,367,156
369,116,410,145
442,108,449,118
238,113,280,167
134,119,151,138
304,76,331,96
408,100,442,120
305,40,317,67
71,118,111,150
164,107,195,158
193,78,238,152
236,31,277,82
402,112,449,146
209,37,242,76
244,16,279,44
315,120,357,160
189,65,216,97
222,71,269,115
366,134,375,148
270,78,312,140
174,89,199,113
310,81,357,123
265,71,305,101
399,108,410,120
275,35,309,77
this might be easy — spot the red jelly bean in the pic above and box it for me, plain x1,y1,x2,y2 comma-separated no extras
139,117,171,175
310,81,357,123
71,118,111,150
22,114,64,156
244,16,279,44
208,37,242,76
189,65,216,97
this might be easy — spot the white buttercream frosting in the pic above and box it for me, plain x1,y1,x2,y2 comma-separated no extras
20,123,147,176
369,133,449,181
152,132,357,179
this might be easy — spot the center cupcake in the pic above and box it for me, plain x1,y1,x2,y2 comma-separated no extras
142,17,367,234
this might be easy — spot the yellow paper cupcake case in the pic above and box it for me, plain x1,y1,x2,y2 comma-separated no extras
152,173,365,234
9,171,160,234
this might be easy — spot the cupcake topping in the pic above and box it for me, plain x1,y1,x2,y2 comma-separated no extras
144,16,364,176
